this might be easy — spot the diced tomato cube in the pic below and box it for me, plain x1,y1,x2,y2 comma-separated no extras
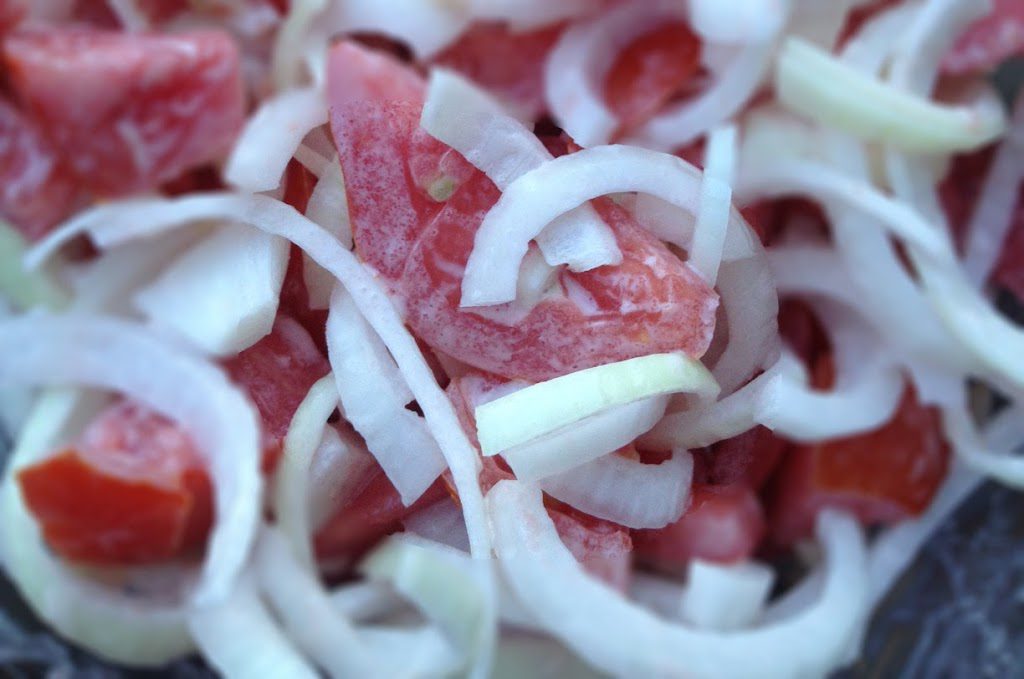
2,28,245,196
549,505,633,591
18,401,212,564
0,98,77,240
943,0,1024,74
696,426,790,491
766,386,951,547
633,483,766,568
223,314,331,472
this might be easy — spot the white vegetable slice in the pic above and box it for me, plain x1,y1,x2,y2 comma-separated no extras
327,287,446,505
502,395,670,482
272,374,339,569
271,0,328,90
488,481,868,678
539,448,693,529
255,527,384,676
304,156,352,310
688,0,788,44
403,497,472,553
681,560,775,631
361,534,497,678
688,125,737,285
358,625,464,677
461,145,711,307
942,401,1024,489
190,572,317,679
307,424,375,531
475,351,717,456
0,221,67,310
421,68,621,272
134,223,288,356
225,86,328,192
0,390,194,666
330,581,409,623
775,37,1006,153
26,192,492,556
320,0,469,60
491,634,604,679
0,315,261,607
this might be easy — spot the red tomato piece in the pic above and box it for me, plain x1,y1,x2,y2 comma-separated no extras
2,28,245,196
18,401,213,564
549,505,633,591
604,22,703,133
0,0,24,34
432,21,564,120
223,314,331,472
943,0,1024,74
766,386,951,547
314,465,448,563
0,98,77,241
696,426,790,490
328,41,718,382
633,483,766,567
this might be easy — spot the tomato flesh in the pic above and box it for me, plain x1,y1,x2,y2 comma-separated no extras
943,0,1024,74
2,28,245,196
328,41,718,382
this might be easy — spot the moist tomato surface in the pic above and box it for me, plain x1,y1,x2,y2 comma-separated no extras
19,314,329,565
327,40,718,383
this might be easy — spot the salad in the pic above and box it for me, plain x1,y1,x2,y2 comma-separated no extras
0,0,1023,676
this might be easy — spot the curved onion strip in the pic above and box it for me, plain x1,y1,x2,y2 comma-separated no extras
539,448,693,529
0,315,261,607
271,0,327,90
488,481,868,678
476,351,716,455
688,0,788,45
307,425,376,531
421,69,621,271
320,0,469,60
327,287,446,504
962,94,1024,286
358,626,463,676
689,125,737,285
26,192,492,557
544,1,684,148
681,560,775,631
776,37,1005,153
329,581,409,623
492,633,605,679
225,87,328,192
503,395,669,482
272,374,338,569
304,156,352,310
361,534,497,679
403,498,472,553
462,145,713,306
190,571,317,679
627,40,775,151
942,402,1024,489
0,221,67,310
0,390,194,666
255,527,384,676
766,245,861,308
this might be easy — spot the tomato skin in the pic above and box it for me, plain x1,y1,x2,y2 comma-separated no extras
2,28,245,196
18,402,212,564
604,22,703,133
633,483,766,567
0,97,77,240
766,387,951,547
943,0,1024,74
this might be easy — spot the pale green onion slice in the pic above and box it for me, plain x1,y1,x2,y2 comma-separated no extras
775,37,1005,153
475,352,718,457
0,221,66,310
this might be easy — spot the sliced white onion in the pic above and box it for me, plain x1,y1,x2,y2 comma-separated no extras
942,401,1024,489
403,497,472,553
680,560,775,631
785,0,861,50
503,395,669,482
320,0,470,60
629,572,687,619
491,633,605,679
26,192,492,556
766,245,861,308
689,125,737,285
304,156,353,310
361,534,497,679
307,424,376,531
329,581,409,623
272,374,338,569
255,526,384,676
0,221,67,310
476,351,717,456
539,448,693,529
627,40,775,151
421,68,621,272
189,571,317,679
688,0,788,44
358,625,464,677
488,481,868,678
544,1,685,148
225,86,328,192
0,315,261,607
327,287,446,505
462,145,712,307
776,37,1006,153
271,0,328,90
105,0,149,30
134,223,288,356
0,390,194,666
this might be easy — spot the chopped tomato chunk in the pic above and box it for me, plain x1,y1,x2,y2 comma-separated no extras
0,98,77,240
223,314,331,472
432,21,564,120
604,22,703,133
943,0,1024,74
328,41,718,382
549,504,633,591
0,0,24,34
766,386,951,547
2,28,245,196
633,483,766,567
18,402,212,564
696,426,789,490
